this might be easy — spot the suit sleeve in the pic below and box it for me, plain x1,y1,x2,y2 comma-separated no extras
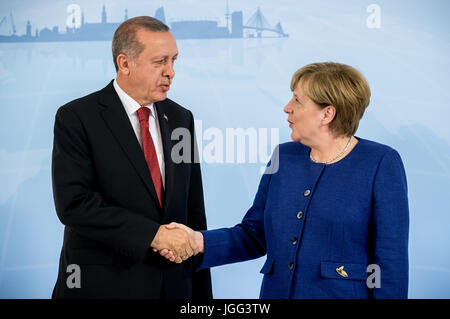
185,111,213,298
371,149,409,298
52,106,160,263
197,153,276,270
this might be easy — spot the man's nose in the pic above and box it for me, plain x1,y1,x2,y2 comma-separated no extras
164,61,175,79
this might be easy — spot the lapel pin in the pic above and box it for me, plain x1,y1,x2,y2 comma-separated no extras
163,113,168,121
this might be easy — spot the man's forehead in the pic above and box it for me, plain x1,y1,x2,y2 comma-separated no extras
136,30,178,54
136,29,174,43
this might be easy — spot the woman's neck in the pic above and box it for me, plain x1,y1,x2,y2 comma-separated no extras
309,134,357,164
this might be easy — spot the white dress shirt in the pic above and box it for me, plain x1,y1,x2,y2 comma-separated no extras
113,79,165,189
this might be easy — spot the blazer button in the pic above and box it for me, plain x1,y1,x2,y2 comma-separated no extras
304,189,311,197
291,237,298,245
297,211,304,219
288,262,294,270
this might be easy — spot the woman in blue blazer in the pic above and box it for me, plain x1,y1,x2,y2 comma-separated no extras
159,62,409,299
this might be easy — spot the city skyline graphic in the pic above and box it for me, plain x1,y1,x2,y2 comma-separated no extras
0,4,288,42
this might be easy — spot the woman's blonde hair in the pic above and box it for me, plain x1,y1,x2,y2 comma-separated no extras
290,62,371,136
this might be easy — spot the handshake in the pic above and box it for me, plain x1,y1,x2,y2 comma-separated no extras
150,222,204,263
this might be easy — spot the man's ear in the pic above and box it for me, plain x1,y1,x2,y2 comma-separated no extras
321,105,336,125
117,53,131,76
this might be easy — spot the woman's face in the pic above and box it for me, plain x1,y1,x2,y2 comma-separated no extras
284,81,325,143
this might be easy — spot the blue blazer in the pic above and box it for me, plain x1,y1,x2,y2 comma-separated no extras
199,138,409,298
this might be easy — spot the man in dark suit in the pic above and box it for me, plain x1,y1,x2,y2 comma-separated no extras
51,16,212,298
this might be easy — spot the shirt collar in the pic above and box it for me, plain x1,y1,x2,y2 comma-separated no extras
113,79,156,119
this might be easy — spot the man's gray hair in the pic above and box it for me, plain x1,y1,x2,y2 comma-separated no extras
112,16,169,72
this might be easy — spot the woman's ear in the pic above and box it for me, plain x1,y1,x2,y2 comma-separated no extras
321,105,336,125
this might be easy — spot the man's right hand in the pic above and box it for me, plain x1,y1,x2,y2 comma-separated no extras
150,225,194,263
153,223,204,263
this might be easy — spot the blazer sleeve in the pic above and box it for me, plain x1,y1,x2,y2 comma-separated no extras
197,156,275,270
185,111,213,298
52,106,160,263
371,148,409,298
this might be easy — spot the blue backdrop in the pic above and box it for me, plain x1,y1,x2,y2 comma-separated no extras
0,0,449,298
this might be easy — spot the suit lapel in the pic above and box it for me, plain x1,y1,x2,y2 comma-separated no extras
154,101,174,215
98,81,161,210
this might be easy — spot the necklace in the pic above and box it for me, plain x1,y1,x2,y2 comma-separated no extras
310,136,353,164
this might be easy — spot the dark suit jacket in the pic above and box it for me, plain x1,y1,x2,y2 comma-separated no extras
51,80,212,298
